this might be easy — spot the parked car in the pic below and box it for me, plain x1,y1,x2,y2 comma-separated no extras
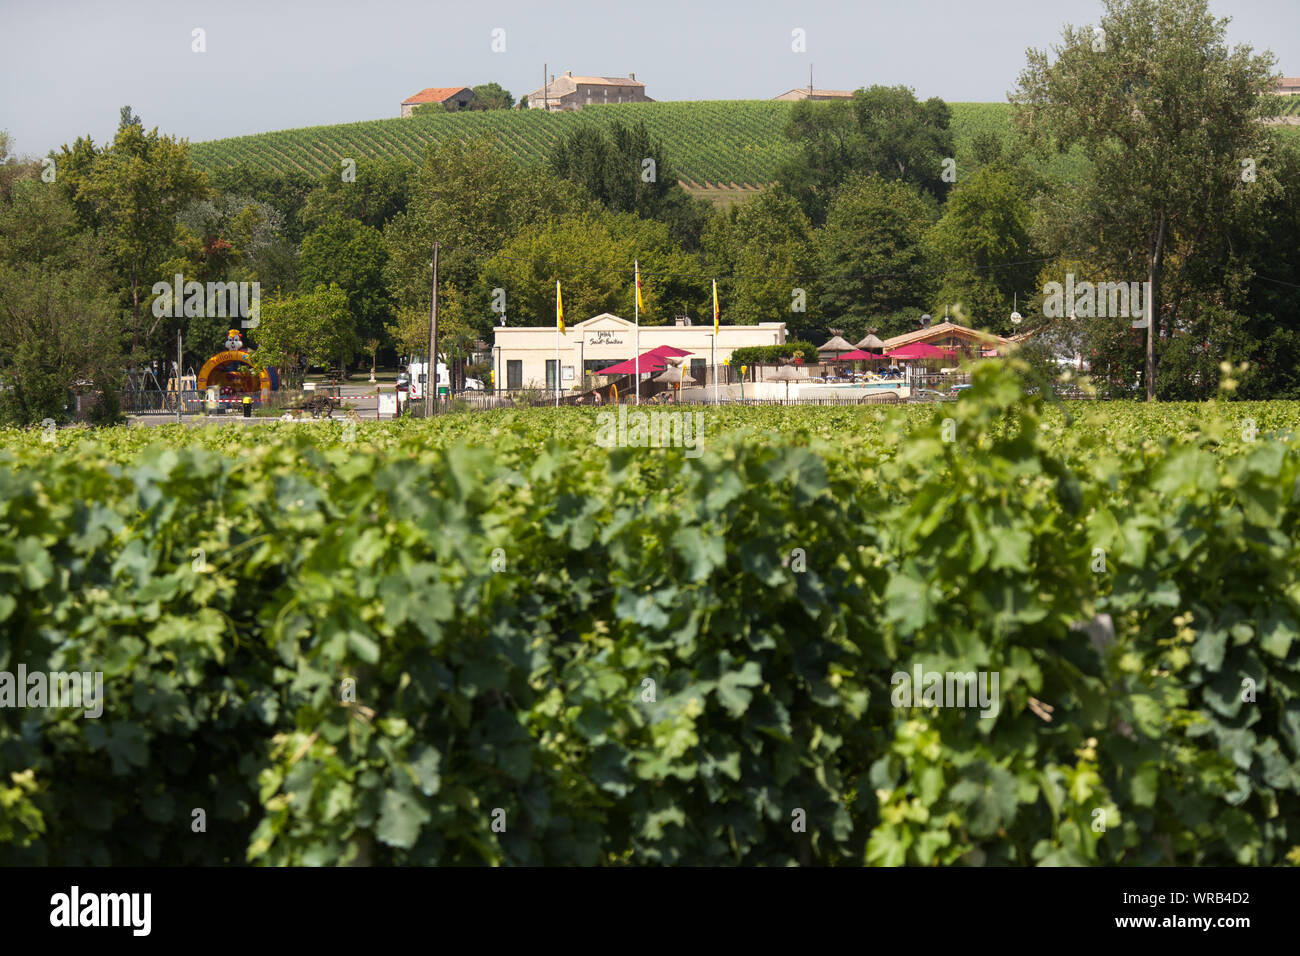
949,383,973,398
463,378,484,391
910,389,952,403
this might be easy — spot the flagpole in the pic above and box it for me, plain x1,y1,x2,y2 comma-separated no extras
634,259,640,406
555,280,561,408
713,331,718,406
712,278,720,406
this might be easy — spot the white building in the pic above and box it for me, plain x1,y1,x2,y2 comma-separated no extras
491,313,787,391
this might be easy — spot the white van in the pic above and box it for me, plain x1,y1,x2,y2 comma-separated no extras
406,361,450,400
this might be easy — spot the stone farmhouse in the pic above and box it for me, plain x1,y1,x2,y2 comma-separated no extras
400,87,475,117
524,72,651,111
772,87,856,101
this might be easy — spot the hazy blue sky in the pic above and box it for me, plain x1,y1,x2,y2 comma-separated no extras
2,0,1297,155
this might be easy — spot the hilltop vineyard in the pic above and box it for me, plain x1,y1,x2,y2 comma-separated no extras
188,100,1126,192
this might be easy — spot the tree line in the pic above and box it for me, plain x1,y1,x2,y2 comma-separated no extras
2,0,1299,424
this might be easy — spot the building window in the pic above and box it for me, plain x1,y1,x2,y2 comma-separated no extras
546,359,559,390
584,359,621,378
690,358,707,384
507,360,522,390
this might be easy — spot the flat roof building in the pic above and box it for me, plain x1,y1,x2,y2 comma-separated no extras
491,312,786,392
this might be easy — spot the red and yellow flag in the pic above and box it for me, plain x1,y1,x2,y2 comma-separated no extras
635,263,645,313
712,279,719,335
556,280,565,334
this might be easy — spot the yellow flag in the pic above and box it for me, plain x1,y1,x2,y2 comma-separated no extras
635,263,645,313
712,279,719,335
557,280,565,334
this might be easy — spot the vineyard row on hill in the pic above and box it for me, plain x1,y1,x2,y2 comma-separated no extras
188,100,1103,189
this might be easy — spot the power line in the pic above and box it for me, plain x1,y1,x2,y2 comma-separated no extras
1255,274,1300,290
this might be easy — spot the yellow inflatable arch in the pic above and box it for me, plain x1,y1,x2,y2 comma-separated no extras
196,350,273,401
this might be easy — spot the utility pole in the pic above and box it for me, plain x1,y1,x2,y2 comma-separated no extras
176,330,183,423
1145,299,1154,402
1146,214,1163,402
426,242,439,416
543,63,549,112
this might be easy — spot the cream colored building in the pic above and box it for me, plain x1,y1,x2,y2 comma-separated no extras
491,313,786,391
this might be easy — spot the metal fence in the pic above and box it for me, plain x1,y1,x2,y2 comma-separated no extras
678,393,903,406
114,390,274,416
113,390,202,415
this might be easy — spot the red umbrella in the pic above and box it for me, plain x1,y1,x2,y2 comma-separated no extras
837,349,885,361
888,342,958,360
598,352,670,375
650,345,692,357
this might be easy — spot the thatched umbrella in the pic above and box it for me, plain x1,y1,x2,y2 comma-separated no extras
817,335,855,362
653,364,695,400
769,363,803,402
856,332,886,350
653,365,695,384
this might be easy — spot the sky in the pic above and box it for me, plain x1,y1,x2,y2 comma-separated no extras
2,0,1297,156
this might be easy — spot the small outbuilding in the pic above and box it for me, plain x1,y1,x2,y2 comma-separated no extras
401,87,475,117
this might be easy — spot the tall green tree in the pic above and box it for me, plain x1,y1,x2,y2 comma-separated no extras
548,121,711,249
209,166,315,244
57,109,209,352
1012,0,1280,399
253,284,357,387
471,82,515,110
300,157,415,232
815,175,938,328
0,177,123,425
478,212,701,328
778,86,955,224
702,187,819,337
384,138,589,329
926,163,1039,334
300,216,391,347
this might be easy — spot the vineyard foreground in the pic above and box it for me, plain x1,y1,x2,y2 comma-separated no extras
4,365,1299,865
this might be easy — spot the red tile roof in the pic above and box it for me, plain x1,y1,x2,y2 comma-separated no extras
882,321,1010,349
402,87,472,105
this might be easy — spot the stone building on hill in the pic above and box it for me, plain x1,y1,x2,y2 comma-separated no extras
524,72,651,111
772,87,856,101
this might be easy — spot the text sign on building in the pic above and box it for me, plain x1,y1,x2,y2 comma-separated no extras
587,330,625,346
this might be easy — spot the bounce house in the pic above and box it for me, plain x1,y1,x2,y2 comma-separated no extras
196,330,280,403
